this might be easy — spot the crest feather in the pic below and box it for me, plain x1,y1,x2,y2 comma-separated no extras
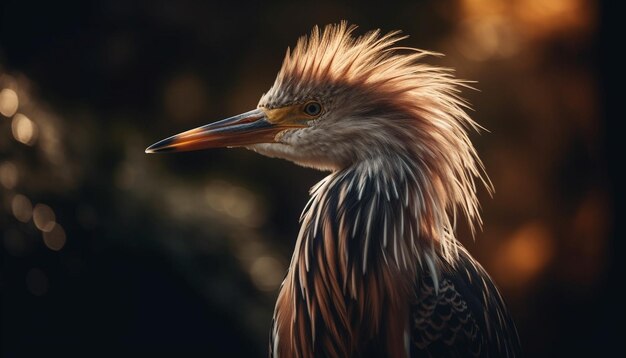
264,21,491,244
269,22,498,358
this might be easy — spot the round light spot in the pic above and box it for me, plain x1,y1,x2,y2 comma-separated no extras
0,88,19,117
494,222,554,288
249,256,284,292
11,113,38,145
0,161,18,189
11,194,32,223
33,203,56,232
43,224,66,251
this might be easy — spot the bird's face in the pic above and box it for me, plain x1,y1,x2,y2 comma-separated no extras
146,83,400,171
146,22,477,174
145,24,419,171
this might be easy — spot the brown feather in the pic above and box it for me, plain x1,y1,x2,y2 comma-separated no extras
265,21,503,357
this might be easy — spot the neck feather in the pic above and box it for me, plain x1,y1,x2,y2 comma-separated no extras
273,156,462,357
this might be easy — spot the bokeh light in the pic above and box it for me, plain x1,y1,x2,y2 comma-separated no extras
494,222,554,290
0,88,19,117
11,194,33,223
204,180,267,228
43,224,67,251
0,161,19,189
11,113,38,145
249,256,285,292
454,0,594,62
32,203,56,232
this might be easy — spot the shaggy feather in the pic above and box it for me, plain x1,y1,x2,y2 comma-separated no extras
259,22,517,358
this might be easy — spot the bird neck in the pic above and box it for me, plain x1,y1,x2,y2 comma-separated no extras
273,156,445,358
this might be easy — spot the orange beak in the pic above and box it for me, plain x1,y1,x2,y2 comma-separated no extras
145,108,286,153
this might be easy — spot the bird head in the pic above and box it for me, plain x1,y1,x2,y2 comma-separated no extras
147,22,491,256
147,22,485,191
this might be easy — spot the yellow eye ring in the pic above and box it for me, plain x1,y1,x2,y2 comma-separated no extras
303,101,322,117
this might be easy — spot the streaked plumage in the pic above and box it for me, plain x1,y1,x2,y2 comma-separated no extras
147,21,520,358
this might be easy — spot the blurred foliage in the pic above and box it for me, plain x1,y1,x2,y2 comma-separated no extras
0,0,617,357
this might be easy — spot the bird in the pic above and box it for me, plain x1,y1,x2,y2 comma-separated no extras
146,22,520,358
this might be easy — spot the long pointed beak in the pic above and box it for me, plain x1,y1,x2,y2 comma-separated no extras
145,108,284,153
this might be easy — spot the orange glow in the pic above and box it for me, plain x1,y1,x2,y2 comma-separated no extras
455,0,518,61
455,18,505,61
455,0,594,61
0,88,19,117
515,0,594,39
494,222,554,288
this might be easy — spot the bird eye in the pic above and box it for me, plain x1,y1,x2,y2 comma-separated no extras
303,101,322,117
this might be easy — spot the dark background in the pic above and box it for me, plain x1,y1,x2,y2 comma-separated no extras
1,0,621,357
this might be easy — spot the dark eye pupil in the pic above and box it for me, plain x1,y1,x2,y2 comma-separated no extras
305,102,321,115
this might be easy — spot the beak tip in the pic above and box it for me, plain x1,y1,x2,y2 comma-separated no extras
145,144,159,154
145,137,176,154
